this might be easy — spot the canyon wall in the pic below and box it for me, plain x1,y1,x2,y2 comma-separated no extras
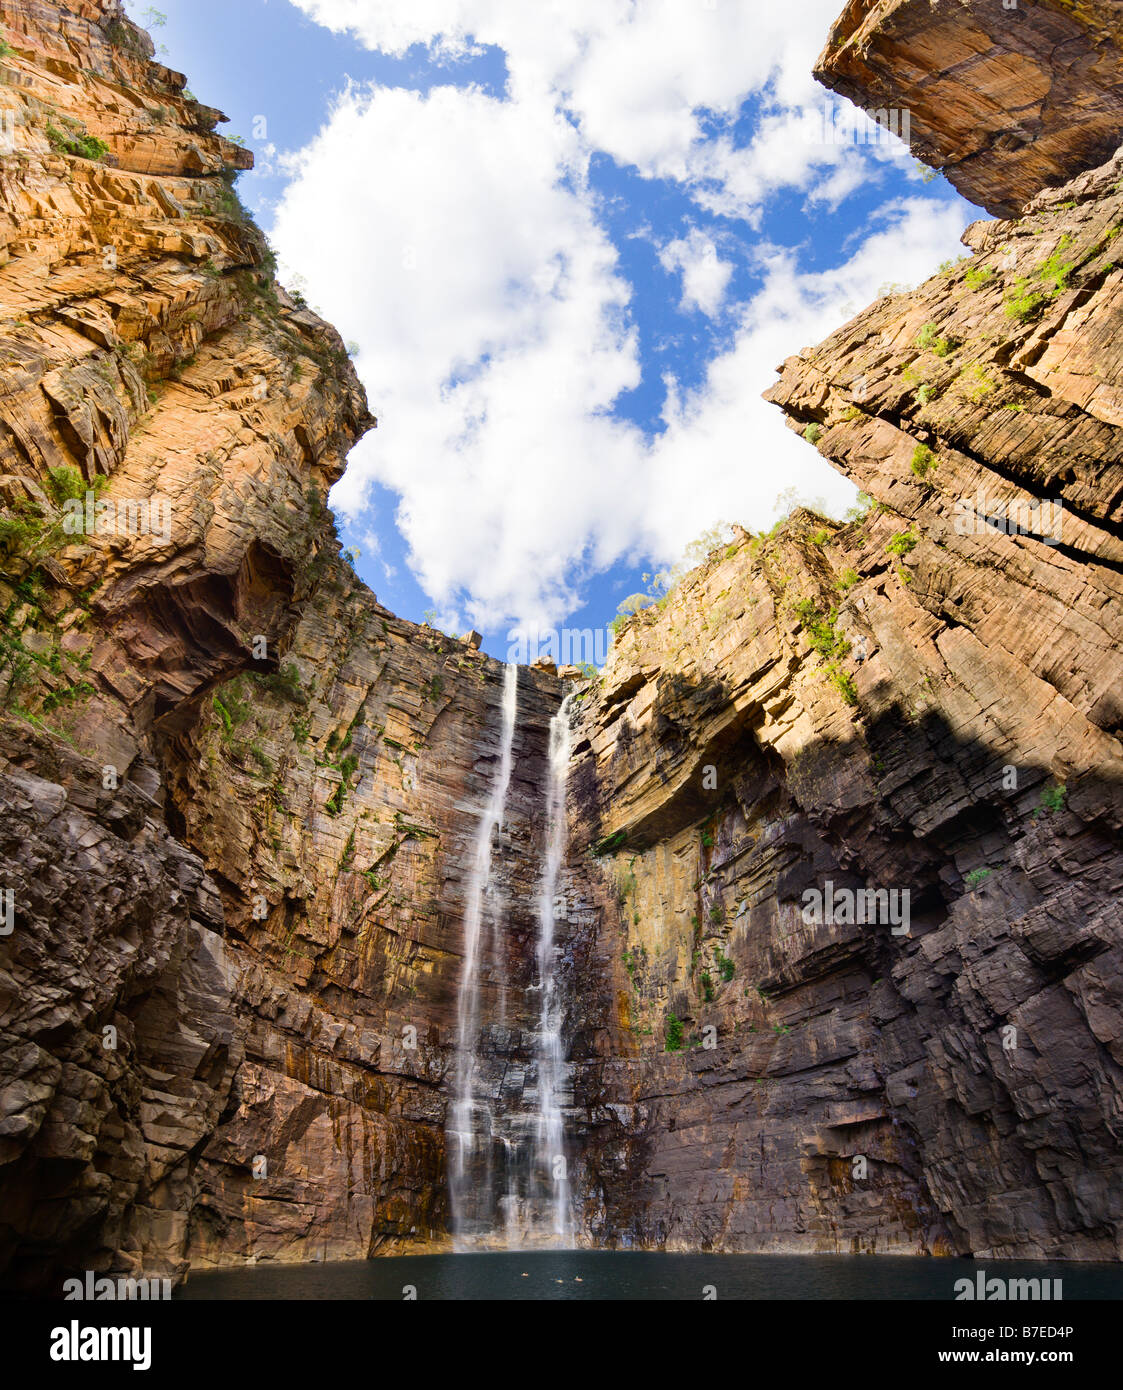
2,0,1122,1287
559,8,1123,1259
816,0,1123,218
0,0,563,1290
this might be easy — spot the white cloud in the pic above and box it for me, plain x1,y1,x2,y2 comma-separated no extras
291,0,854,214
269,1,972,632
659,229,733,318
635,198,972,560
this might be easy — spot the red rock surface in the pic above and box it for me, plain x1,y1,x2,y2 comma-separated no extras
815,0,1123,217
2,0,1122,1287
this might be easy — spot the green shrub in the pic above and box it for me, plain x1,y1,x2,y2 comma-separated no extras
792,598,856,704
48,467,109,511
1036,782,1067,815
965,266,995,290
664,1014,684,1053
844,492,875,522
249,743,274,775
1004,277,1045,322
0,502,56,558
214,165,251,224
803,423,822,444
958,364,996,403
792,597,850,661
886,527,919,557
104,17,146,54
1036,242,1074,295
964,868,990,889
825,662,858,705
910,443,938,482
46,123,109,161
41,679,94,713
340,827,356,869
916,323,956,357
258,661,306,703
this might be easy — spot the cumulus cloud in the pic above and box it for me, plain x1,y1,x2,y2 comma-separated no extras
636,198,971,561
269,0,971,632
291,0,857,216
659,229,733,318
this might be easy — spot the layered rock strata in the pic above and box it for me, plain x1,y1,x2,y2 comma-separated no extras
816,0,1123,218
0,0,561,1289
560,133,1123,1262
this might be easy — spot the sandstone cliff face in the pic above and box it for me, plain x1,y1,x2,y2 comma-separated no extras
0,0,568,1290
160,577,560,1270
4,0,1123,1288
816,0,1123,218
558,135,1123,1260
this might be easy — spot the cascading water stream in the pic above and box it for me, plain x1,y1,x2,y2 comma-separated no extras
531,692,575,1244
447,668,576,1248
449,662,519,1244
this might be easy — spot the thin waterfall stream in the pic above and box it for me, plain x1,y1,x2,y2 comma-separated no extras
449,662,519,1244
531,692,575,1243
447,668,575,1248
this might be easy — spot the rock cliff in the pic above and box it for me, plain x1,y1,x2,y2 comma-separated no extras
0,0,561,1289
558,10,1123,1259
2,0,1122,1288
815,0,1123,218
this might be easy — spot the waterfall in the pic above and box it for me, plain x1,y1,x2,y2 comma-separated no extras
447,668,575,1248
532,692,575,1243
449,661,519,1244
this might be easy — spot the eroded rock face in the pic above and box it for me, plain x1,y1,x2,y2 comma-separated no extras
0,0,568,1290
161,577,561,1270
815,0,1123,218
4,0,1123,1287
558,145,1123,1260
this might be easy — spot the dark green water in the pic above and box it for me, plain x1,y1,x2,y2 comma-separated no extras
177,1251,1123,1300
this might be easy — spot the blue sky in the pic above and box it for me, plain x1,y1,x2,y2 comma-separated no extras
126,0,978,661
